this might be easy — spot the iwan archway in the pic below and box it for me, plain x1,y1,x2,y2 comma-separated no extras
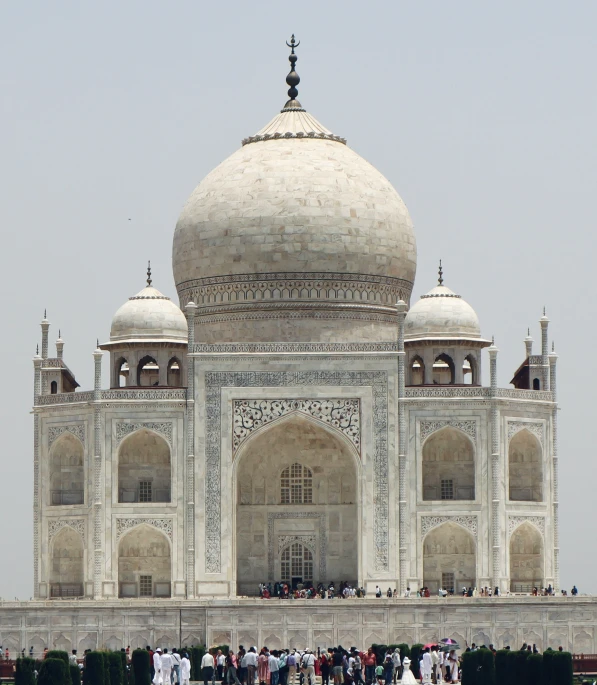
233,412,360,596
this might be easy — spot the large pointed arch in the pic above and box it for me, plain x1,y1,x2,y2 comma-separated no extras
423,521,476,594
509,521,544,592
50,525,84,598
118,428,171,503
49,431,84,506
118,523,171,598
422,426,475,501
509,429,543,501
233,412,359,596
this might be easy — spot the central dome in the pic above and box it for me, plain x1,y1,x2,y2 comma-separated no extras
172,48,417,343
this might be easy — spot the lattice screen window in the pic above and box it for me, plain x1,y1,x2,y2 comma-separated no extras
139,481,152,503
442,572,455,593
280,463,313,504
139,575,153,597
440,479,454,500
280,543,313,583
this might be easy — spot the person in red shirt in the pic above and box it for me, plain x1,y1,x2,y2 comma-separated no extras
363,649,377,685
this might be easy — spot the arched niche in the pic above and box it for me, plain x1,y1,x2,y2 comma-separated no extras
137,356,159,386
280,541,314,589
115,357,129,388
118,429,171,503
509,523,544,592
118,524,171,598
409,355,425,386
422,427,475,501
49,432,84,506
463,354,478,385
433,353,455,385
167,357,182,387
235,413,359,596
509,429,543,501
423,522,476,594
50,526,84,598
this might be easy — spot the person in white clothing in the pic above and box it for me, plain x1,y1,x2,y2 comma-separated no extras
430,648,440,684
391,648,401,683
201,651,215,685
399,657,416,685
301,649,316,685
421,649,432,685
153,649,163,685
180,654,191,685
161,649,173,685
171,650,181,684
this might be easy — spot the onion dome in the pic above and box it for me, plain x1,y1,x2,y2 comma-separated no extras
405,263,484,341
108,264,188,344
172,36,417,344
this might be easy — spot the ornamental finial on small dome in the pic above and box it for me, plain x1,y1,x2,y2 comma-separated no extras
285,34,301,106
147,261,152,287
438,260,443,286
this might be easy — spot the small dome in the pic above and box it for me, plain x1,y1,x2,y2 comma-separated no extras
405,284,481,340
110,285,188,343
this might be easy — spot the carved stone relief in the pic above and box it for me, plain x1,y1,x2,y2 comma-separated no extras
115,422,173,446
115,518,173,541
48,424,85,447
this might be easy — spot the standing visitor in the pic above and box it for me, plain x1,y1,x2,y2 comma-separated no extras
245,647,258,685
446,651,458,684
161,649,173,685
364,649,376,685
320,650,330,685
399,657,416,685
172,650,181,684
217,651,226,683
153,649,163,685
202,651,215,685
331,649,343,685
268,651,280,685
421,649,432,685
286,651,296,685
226,650,242,685
301,649,316,685
375,586,382,598
391,647,400,683
180,654,191,685
258,649,270,685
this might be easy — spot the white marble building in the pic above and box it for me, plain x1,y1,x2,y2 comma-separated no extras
31,38,559,606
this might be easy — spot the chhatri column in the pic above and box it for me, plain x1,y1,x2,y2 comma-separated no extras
185,301,197,598
549,343,559,590
32,347,42,598
488,339,501,589
92,344,103,599
40,312,50,395
396,300,408,594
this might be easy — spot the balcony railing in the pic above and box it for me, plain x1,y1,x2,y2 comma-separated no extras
51,490,84,506
50,583,83,598
118,489,170,504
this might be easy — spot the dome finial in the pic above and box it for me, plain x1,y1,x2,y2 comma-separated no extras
438,259,444,286
147,260,152,287
285,34,301,104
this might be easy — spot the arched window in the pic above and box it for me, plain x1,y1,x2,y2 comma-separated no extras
115,358,128,388
422,427,475,501
533,378,540,390
433,354,455,385
280,463,313,504
118,524,171,598
410,356,425,386
423,522,476,594
50,381,58,394
280,542,314,585
50,526,84,598
118,429,171,503
50,432,84,506
463,354,477,385
510,523,544,592
167,357,182,387
137,356,159,386
509,429,542,501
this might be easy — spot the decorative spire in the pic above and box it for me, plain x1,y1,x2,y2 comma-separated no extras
528,328,530,336
285,34,301,104
438,260,444,286
96,338,99,349
36,344,39,355
543,306,546,316
147,261,152,287
43,309,47,319
59,329,61,338
552,341,555,352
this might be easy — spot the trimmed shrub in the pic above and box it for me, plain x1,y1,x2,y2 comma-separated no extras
86,652,106,685
478,648,495,685
371,645,388,666
526,653,543,685
108,653,124,685
132,650,150,685
552,651,573,685
515,650,529,683
460,650,478,685
71,665,82,685
46,651,72,685
397,644,410,660
15,657,37,685
495,650,508,682
505,650,518,682
543,649,554,685
102,653,110,685
38,658,67,685
410,645,423,679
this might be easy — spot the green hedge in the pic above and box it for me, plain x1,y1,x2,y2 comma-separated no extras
552,651,573,685
460,650,477,685
15,657,37,685
526,653,543,685
86,652,106,685
38,658,67,685
543,649,554,685
495,650,508,682
505,650,518,682
132,650,150,685
71,665,82,685
410,645,423,679
397,644,410,660
108,652,124,685
515,650,529,684
46,651,72,685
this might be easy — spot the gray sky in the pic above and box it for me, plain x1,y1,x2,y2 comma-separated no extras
1,0,595,598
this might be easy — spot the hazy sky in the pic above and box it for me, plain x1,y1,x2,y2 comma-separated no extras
1,1,595,598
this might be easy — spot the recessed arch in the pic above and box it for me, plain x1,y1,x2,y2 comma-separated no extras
50,380,58,394
137,355,159,386
464,354,478,385
509,429,542,501
234,413,358,596
423,522,476,594
115,357,128,388
509,522,544,592
49,432,84,506
409,355,425,386
422,426,475,501
167,357,182,387
118,524,171,598
433,353,455,385
118,428,171,503
280,541,314,588
50,526,84,598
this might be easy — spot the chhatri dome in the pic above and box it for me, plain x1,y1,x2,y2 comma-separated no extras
405,262,483,341
108,264,188,344
172,36,417,343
